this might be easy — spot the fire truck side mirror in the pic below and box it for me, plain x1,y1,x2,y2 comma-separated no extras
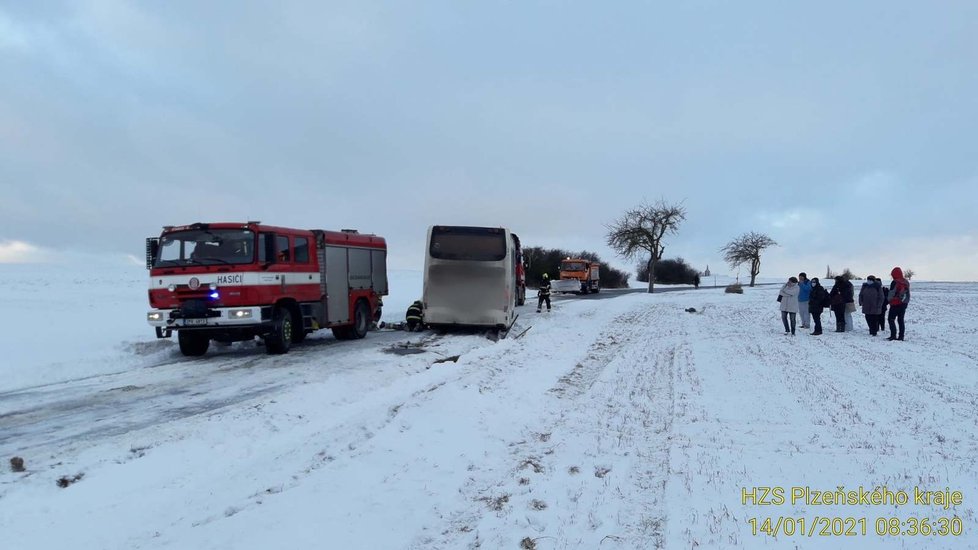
145,238,159,270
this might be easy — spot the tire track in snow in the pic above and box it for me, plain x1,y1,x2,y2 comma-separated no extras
0,331,420,457
165,334,507,533
422,302,686,549
657,304,749,548
547,308,651,400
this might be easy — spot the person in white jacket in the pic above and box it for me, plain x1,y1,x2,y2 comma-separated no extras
778,276,800,335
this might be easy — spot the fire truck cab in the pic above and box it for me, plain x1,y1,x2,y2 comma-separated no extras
146,222,387,356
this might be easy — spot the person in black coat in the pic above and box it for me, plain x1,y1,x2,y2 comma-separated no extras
843,278,856,331
808,277,830,336
829,276,847,332
858,276,885,336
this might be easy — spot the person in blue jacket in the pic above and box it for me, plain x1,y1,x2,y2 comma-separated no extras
796,272,813,329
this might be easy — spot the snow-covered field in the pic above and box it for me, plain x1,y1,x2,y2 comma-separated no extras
2,265,976,549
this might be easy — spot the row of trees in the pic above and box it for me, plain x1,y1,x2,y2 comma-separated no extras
825,266,914,281
635,258,699,285
606,200,777,292
605,200,915,291
605,199,914,292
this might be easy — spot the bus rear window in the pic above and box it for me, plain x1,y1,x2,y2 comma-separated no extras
430,227,506,261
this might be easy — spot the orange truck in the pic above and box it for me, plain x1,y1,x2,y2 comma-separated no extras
552,257,601,294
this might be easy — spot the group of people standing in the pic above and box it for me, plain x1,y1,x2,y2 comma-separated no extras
777,268,912,340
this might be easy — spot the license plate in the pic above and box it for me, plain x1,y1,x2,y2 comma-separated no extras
184,318,208,326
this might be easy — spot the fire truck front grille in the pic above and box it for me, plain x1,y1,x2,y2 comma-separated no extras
174,288,211,300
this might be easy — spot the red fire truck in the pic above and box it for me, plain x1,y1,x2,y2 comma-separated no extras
146,222,387,356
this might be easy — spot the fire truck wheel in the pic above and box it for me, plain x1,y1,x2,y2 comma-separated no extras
178,331,210,357
351,300,370,339
266,306,293,354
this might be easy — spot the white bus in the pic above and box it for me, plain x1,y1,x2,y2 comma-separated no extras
423,225,526,330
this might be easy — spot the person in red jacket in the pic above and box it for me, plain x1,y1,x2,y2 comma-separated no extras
887,267,911,341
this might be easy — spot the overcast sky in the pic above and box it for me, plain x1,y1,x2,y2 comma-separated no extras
1,1,976,280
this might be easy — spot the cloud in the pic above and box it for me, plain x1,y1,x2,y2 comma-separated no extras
850,170,898,195
756,208,824,230
0,10,31,51
1,2,977,282
0,240,52,263
763,233,978,282
0,239,152,268
866,234,978,282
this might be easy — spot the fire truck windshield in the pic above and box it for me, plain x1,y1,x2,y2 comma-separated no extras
155,229,256,267
561,261,586,271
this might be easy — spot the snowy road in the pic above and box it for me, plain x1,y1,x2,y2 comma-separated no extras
2,282,977,549
0,331,408,453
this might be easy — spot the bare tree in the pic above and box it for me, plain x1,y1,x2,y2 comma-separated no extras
903,269,915,280
720,232,778,287
606,200,686,293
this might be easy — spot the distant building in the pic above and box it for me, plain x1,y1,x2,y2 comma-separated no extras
703,265,711,276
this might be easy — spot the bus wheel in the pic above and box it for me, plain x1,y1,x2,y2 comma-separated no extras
266,306,293,354
178,331,209,357
351,301,370,339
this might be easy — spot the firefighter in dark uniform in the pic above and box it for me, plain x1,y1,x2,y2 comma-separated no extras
405,300,425,332
537,274,552,313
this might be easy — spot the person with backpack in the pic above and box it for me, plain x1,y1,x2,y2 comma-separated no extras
887,267,911,341
808,277,830,336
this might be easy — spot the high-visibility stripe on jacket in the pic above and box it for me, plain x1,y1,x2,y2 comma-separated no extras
406,302,423,321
